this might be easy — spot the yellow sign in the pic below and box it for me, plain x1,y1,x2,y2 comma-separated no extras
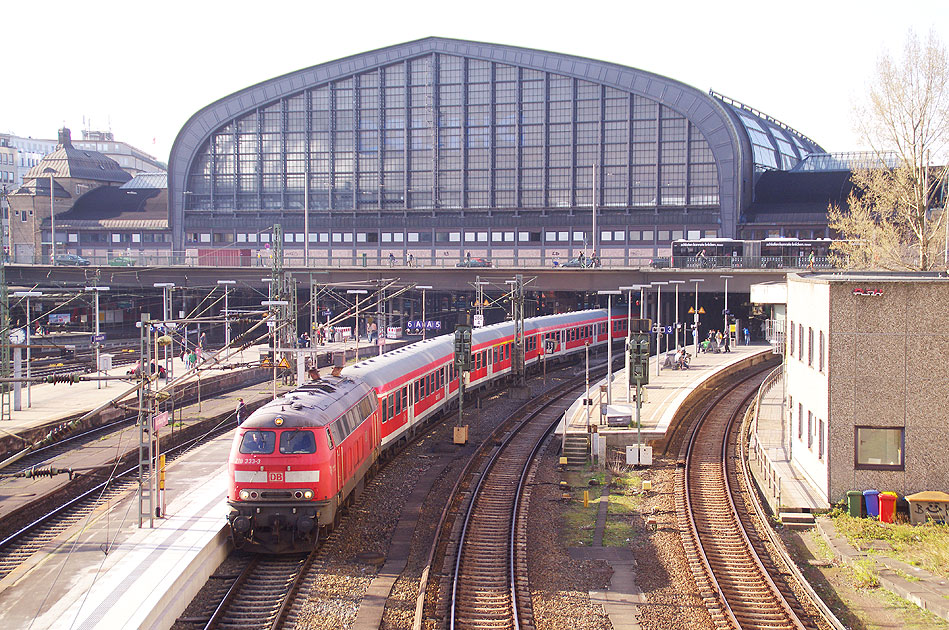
277,356,292,369
698,307,706,314
261,358,272,367
688,307,695,314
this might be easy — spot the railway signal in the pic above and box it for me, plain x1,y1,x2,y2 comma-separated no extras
453,325,472,371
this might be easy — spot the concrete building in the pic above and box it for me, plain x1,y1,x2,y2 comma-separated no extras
168,37,826,264
0,133,58,187
785,272,949,504
8,128,131,263
73,130,166,176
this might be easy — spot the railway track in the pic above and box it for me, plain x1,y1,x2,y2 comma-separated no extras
201,552,315,630
675,366,834,630
419,374,590,630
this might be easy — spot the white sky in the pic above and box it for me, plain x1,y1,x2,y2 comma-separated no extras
3,0,946,164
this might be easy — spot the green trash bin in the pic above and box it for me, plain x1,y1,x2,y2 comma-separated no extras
362,253,367,267
846,490,863,517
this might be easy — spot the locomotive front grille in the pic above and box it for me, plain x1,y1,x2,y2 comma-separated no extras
260,490,295,500
239,488,314,501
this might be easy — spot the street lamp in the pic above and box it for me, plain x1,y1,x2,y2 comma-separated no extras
217,280,236,351
669,280,685,349
690,278,705,355
721,275,733,349
619,285,641,403
598,290,621,405
42,167,56,263
154,283,175,379
651,281,668,375
85,286,110,389
261,299,289,400
416,285,432,340
13,290,42,407
346,289,368,361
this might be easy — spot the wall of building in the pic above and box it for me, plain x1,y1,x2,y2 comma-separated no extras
822,278,949,503
786,277,830,502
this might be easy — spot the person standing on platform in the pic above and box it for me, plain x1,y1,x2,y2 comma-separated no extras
723,330,731,353
236,398,246,425
743,326,750,345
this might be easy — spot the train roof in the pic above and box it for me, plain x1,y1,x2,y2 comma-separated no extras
242,374,373,428
343,308,611,390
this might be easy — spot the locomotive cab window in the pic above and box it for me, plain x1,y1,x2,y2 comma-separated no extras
240,430,276,454
279,429,317,454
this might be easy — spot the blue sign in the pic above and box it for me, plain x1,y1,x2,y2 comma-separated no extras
92,333,107,343
406,320,442,331
322,309,331,317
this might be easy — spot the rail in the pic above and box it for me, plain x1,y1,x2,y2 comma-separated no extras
749,365,784,508
10,251,843,271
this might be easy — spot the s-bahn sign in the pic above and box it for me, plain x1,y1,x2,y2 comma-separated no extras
406,320,442,331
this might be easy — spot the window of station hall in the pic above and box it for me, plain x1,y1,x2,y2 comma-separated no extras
854,427,904,470
185,54,719,214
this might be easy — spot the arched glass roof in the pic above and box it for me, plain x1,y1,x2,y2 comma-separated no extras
711,92,824,171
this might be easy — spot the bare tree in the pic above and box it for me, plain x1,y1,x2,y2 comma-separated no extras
828,30,949,270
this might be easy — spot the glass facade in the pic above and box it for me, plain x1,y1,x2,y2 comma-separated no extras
185,53,720,214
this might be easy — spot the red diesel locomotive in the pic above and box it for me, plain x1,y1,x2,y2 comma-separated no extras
226,308,628,552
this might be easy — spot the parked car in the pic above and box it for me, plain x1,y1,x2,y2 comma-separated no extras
54,253,90,266
109,255,136,267
456,257,492,268
556,257,591,268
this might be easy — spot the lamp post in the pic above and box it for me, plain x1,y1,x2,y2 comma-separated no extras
154,283,175,379
417,285,432,339
721,275,733,348
261,299,289,400
85,286,110,389
619,285,640,403
651,282,667,375
669,280,685,349
598,290,620,405
690,278,704,355
217,280,236,352
346,289,368,361
13,290,42,407
42,167,56,263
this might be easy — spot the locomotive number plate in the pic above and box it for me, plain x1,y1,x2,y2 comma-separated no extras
267,471,285,482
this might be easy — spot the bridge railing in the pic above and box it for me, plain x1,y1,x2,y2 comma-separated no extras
12,251,839,270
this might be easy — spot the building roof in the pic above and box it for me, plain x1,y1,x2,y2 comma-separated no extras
741,170,852,225
121,172,167,190
25,128,131,184
55,183,168,225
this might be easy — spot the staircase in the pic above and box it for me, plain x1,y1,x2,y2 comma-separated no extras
562,433,590,467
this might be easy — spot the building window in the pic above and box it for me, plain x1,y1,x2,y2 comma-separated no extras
855,427,904,470
112,234,121,243
798,324,803,360
819,331,825,373
807,327,814,367
798,403,803,439
789,321,794,356
818,419,825,460
807,411,813,448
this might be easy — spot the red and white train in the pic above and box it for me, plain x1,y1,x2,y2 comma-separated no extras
227,308,631,552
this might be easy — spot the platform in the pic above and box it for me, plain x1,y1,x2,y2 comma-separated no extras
0,433,235,630
560,342,775,453
749,372,828,512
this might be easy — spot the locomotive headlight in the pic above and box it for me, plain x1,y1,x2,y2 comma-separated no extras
239,489,250,500
303,489,314,499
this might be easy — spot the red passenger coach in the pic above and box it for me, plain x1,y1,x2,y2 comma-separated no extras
226,308,628,553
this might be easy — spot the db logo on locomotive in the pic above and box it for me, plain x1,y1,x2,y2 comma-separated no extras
267,471,285,483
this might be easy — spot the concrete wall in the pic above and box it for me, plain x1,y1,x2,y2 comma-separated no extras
788,276,949,503
786,278,830,502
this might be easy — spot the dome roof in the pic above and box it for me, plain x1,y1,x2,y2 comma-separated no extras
25,128,131,184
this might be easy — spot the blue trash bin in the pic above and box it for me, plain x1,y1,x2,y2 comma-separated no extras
864,489,880,518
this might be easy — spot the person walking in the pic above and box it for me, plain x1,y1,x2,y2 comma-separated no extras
236,398,247,425
723,330,731,353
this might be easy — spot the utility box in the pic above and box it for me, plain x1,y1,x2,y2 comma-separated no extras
453,425,469,445
98,353,113,371
905,491,949,525
625,445,653,466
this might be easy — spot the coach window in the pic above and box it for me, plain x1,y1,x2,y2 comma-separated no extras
394,391,402,415
401,386,408,410
240,430,276,454
855,427,904,470
280,430,317,454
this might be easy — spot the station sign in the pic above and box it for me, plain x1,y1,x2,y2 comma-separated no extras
152,411,169,431
92,333,107,343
